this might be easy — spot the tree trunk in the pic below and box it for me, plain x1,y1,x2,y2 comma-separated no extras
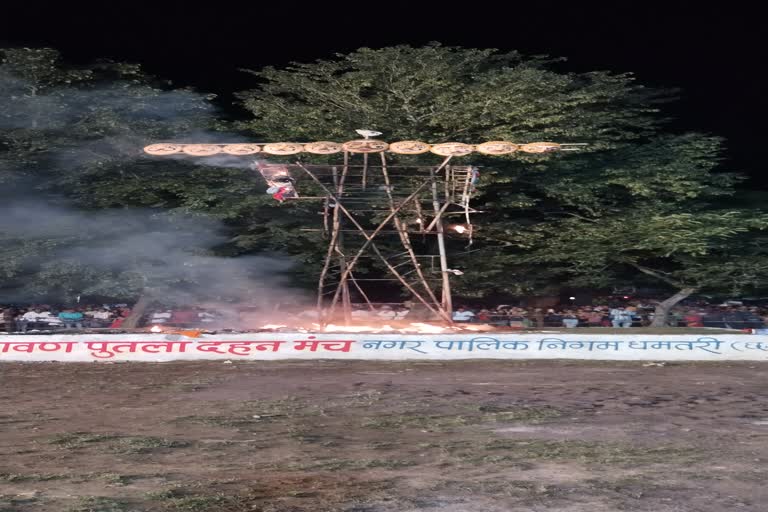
122,294,150,329
650,287,697,327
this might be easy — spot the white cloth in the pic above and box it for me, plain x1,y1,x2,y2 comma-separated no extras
21,311,40,321
377,309,397,320
452,310,476,321
37,312,62,325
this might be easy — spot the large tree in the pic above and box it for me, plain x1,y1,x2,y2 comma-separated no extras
235,44,767,313
0,48,313,310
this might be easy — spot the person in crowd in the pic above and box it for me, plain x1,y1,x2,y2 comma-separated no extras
2,306,16,333
91,307,114,327
587,309,604,327
562,314,579,328
36,309,62,329
197,308,217,324
169,307,198,327
17,308,41,332
476,309,492,323
151,309,172,325
452,306,476,323
58,308,84,329
351,305,374,320
684,310,704,328
609,306,634,328
543,309,563,327
376,305,398,321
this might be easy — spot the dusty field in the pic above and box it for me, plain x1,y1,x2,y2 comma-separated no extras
1,360,767,511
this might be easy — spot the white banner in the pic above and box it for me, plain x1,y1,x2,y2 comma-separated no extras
1,332,768,362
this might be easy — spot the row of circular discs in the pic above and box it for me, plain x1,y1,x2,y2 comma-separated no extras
144,140,563,157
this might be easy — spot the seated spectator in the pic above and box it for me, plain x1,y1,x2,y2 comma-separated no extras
18,308,41,332
609,306,633,328
376,305,397,321
684,310,703,328
351,306,374,319
562,314,579,328
476,309,492,323
59,308,84,329
197,309,217,324
543,309,563,327
452,306,476,323
169,307,198,327
587,310,604,327
36,310,62,329
91,308,114,327
394,306,410,320
151,309,172,325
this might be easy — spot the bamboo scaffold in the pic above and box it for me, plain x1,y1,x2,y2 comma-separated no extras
143,134,585,326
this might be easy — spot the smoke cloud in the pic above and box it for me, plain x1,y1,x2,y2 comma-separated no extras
0,52,307,320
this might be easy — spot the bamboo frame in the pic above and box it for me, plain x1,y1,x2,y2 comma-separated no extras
296,157,455,324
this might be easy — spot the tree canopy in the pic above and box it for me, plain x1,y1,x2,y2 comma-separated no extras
2,44,767,316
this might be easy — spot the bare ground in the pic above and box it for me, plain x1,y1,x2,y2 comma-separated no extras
1,360,767,511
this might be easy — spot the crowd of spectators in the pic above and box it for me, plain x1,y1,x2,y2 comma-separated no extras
448,302,767,329
1,304,132,333
2,298,767,333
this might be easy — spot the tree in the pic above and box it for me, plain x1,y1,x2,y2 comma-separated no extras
236,44,766,311
0,48,318,311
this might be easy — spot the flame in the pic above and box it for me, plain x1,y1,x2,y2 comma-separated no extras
150,325,162,333
262,321,493,334
453,225,467,234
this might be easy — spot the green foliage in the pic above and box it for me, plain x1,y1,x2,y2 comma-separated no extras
236,44,768,301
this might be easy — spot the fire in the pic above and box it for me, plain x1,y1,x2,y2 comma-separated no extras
452,225,467,234
150,325,162,333
261,324,288,330
258,321,493,334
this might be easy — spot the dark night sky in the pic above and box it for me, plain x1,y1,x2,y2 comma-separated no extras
2,3,764,183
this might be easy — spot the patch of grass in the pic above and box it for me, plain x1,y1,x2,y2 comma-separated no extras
469,439,701,466
66,496,131,512
147,489,251,512
50,432,119,449
430,478,559,498
110,436,190,455
0,494,40,511
585,477,662,499
280,458,417,472
50,432,188,454
361,405,560,431
477,405,562,422
0,472,69,483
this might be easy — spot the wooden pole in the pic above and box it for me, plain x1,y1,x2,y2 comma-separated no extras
349,271,376,311
380,152,446,317
296,158,454,323
432,167,454,316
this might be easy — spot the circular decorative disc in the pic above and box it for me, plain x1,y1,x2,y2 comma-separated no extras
520,142,561,153
144,143,183,155
263,143,305,155
341,139,389,153
304,141,343,154
476,141,518,155
389,140,432,155
222,144,261,155
430,142,475,157
182,144,222,156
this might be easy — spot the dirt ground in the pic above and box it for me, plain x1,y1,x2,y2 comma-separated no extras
1,360,767,511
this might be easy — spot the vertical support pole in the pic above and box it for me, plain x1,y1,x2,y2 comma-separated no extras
431,167,453,317
337,154,352,325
